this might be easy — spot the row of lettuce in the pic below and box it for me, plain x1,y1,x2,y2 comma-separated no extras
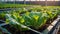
0,3,60,9
0,3,40,9
0,6,60,31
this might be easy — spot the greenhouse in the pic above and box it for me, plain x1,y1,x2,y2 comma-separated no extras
0,0,60,34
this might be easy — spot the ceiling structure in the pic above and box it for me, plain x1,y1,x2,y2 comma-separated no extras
1,0,60,1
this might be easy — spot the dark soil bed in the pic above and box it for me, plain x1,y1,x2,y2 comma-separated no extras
0,17,6,24
57,28,60,34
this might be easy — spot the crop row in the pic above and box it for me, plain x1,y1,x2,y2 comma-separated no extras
0,6,60,31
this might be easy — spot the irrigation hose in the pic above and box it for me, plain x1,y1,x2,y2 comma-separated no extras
0,20,11,34
0,20,5,23
0,26,11,34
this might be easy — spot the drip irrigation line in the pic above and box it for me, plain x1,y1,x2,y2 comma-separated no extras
0,20,11,34
0,20,5,23
0,26,11,34
0,20,9,26
0,23,8,26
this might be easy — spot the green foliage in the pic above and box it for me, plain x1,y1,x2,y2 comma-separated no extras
0,6,59,31
0,32,2,34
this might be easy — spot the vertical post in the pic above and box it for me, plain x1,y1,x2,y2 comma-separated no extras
14,0,16,11
36,0,37,5
39,0,40,5
14,0,15,4
30,0,31,5
24,0,26,4
45,0,47,6
4,0,5,3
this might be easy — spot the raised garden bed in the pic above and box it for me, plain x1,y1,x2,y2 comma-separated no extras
0,15,59,34
0,6,60,34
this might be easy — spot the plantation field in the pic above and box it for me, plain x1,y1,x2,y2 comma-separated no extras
0,3,41,9
0,4,60,34
0,3,60,9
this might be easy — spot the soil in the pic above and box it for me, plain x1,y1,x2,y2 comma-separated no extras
0,17,6,24
57,28,60,34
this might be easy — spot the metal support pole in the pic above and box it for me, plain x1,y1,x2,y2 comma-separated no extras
24,0,26,4
45,0,47,6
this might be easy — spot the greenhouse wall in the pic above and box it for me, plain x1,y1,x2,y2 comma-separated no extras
1,1,60,6
29,1,60,6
